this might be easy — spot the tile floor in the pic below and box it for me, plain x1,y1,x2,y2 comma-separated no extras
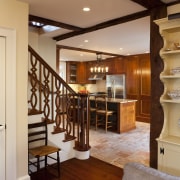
89,121,150,168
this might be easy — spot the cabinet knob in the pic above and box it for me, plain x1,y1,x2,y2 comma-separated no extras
160,147,164,155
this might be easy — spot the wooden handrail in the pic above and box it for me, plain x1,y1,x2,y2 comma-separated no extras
28,46,76,94
28,45,90,151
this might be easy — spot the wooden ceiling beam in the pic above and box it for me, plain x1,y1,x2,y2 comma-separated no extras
29,15,83,31
130,0,165,9
57,45,125,58
53,10,150,41
130,0,179,9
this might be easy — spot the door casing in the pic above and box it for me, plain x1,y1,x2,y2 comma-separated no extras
0,27,16,180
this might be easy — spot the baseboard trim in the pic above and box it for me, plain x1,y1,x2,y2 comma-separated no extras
17,174,30,180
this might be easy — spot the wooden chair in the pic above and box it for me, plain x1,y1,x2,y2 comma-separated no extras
95,95,115,133
28,121,61,177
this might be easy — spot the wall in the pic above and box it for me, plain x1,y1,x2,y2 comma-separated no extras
0,0,29,179
29,29,56,70
167,3,180,15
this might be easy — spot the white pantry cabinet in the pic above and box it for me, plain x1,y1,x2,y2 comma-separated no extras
155,17,180,176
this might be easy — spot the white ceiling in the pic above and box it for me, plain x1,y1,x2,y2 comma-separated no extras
19,0,178,61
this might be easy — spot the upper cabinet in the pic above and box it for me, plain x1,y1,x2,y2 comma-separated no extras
66,58,127,84
155,17,180,176
66,61,95,84
66,61,77,84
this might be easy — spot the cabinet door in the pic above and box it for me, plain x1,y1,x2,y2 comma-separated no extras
158,142,180,176
114,57,126,74
77,62,87,84
66,62,77,84
126,56,139,96
86,61,96,84
104,59,114,74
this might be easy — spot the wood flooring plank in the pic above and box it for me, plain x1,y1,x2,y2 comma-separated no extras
30,157,123,180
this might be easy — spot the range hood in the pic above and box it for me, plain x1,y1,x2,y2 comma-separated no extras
88,73,105,80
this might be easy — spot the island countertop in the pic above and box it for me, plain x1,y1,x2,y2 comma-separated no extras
89,96,137,103
105,98,137,103
89,96,137,133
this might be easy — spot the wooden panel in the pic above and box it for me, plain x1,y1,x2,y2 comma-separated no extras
126,54,151,123
118,102,136,133
103,59,115,75
86,61,96,84
114,57,126,74
126,56,139,95
139,54,151,96
138,54,151,122
77,62,87,84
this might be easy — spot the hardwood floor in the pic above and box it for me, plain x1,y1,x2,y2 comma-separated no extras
30,157,124,180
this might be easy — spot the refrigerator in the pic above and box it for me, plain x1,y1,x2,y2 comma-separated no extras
106,74,126,99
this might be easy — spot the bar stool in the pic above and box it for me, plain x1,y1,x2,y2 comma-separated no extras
95,95,115,133
89,95,96,126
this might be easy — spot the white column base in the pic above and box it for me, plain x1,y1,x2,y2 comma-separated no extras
75,150,90,160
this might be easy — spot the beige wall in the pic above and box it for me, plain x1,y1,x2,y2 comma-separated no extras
0,0,29,179
29,29,56,70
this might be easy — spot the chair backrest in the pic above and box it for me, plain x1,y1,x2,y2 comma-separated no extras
95,95,107,111
28,121,48,148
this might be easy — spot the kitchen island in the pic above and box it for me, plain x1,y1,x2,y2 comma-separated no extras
89,97,137,133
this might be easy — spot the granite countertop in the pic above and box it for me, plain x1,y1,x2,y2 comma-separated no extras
106,98,137,103
89,96,137,103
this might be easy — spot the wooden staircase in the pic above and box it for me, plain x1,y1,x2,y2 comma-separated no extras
28,45,90,164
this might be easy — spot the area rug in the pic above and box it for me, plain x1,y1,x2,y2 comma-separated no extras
89,121,150,168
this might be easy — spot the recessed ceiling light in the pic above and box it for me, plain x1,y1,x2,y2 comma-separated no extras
83,7,90,12
31,21,44,27
84,40,89,43
43,25,60,32
119,48,123,51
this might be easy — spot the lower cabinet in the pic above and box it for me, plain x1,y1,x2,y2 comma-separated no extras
157,140,180,176
118,101,136,133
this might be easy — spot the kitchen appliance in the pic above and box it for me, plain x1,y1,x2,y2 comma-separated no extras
106,74,126,99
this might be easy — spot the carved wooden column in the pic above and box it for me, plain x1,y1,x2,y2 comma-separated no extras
150,5,167,168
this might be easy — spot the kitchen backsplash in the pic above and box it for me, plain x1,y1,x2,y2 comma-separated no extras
69,80,106,93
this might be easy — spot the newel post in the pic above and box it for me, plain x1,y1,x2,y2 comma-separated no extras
74,93,91,159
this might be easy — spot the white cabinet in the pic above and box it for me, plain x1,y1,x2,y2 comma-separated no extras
155,17,180,176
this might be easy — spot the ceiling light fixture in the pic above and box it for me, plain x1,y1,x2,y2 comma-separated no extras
83,7,90,12
90,53,108,73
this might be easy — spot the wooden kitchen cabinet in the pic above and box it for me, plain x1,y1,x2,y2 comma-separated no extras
118,101,136,133
66,61,78,84
86,61,96,84
114,57,126,74
66,61,95,84
126,53,151,123
77,62,87,84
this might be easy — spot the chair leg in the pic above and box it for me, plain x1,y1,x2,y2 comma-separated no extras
57,151,60,177
95,114,98,130
105,115,107,133
37,156,40,172
45,155,47,170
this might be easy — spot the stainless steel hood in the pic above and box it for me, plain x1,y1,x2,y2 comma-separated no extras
88,73,105,80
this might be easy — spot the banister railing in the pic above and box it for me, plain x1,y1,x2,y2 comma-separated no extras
28,45,90,151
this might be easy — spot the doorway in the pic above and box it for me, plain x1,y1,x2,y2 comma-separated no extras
0,27,16,180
